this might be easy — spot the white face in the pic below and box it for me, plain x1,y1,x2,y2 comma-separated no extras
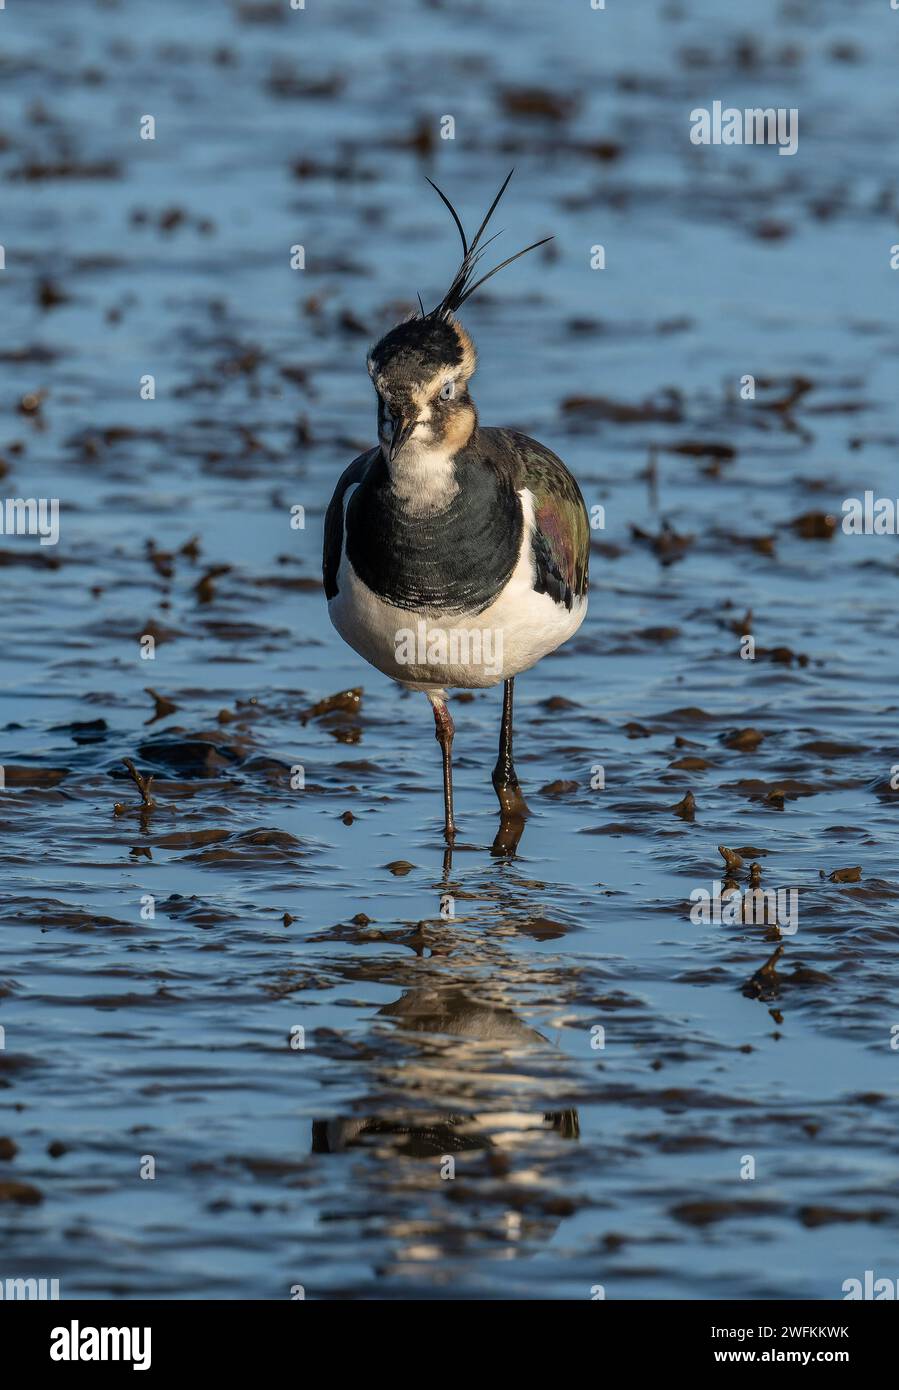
373,368,463,456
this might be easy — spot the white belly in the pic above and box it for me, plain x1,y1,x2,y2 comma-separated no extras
329,488,587,692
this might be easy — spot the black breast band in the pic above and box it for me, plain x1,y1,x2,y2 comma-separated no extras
345,454,523,616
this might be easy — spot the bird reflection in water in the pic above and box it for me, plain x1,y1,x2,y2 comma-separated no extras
311,981,580,1269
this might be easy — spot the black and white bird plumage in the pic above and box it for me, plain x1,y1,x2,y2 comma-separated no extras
322,172,589,840
324,426,588,692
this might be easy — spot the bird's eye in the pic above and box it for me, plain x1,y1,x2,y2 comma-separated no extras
439,379,456,401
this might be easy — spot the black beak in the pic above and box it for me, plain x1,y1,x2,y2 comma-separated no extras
388,416,416,464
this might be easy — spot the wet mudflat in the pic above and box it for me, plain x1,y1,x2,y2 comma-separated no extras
1,0,899,1298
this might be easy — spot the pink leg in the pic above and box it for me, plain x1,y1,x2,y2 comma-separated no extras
427,692,456,843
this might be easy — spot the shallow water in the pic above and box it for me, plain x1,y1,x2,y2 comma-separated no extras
1,0,899,1299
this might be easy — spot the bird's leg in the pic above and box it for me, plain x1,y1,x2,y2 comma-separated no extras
492,677,529,818
428,692,456,843
441,843,454,884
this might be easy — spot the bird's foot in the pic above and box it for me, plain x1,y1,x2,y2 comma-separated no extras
492,765,530,820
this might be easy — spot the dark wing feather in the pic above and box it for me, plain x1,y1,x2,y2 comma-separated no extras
479,428,589,611
322,448,377,599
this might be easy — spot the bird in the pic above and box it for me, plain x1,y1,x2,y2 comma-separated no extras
323,171,589,847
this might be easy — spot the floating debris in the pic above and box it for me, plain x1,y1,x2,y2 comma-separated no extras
828,865,862,883
743,944,784,999
0,1181,43,1205
302,687,362,723
630,520,694,565
194,565,231,604
121,758,156,808
723,728,765,751
145,687,177,723
790,510,837,540
671,790,696,821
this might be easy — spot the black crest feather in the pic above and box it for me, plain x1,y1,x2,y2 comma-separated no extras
423,170,552,319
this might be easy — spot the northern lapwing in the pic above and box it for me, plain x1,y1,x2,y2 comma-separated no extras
323,172,589,845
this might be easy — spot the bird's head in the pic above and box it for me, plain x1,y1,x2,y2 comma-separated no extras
367,170,551,467
368,313,477,463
